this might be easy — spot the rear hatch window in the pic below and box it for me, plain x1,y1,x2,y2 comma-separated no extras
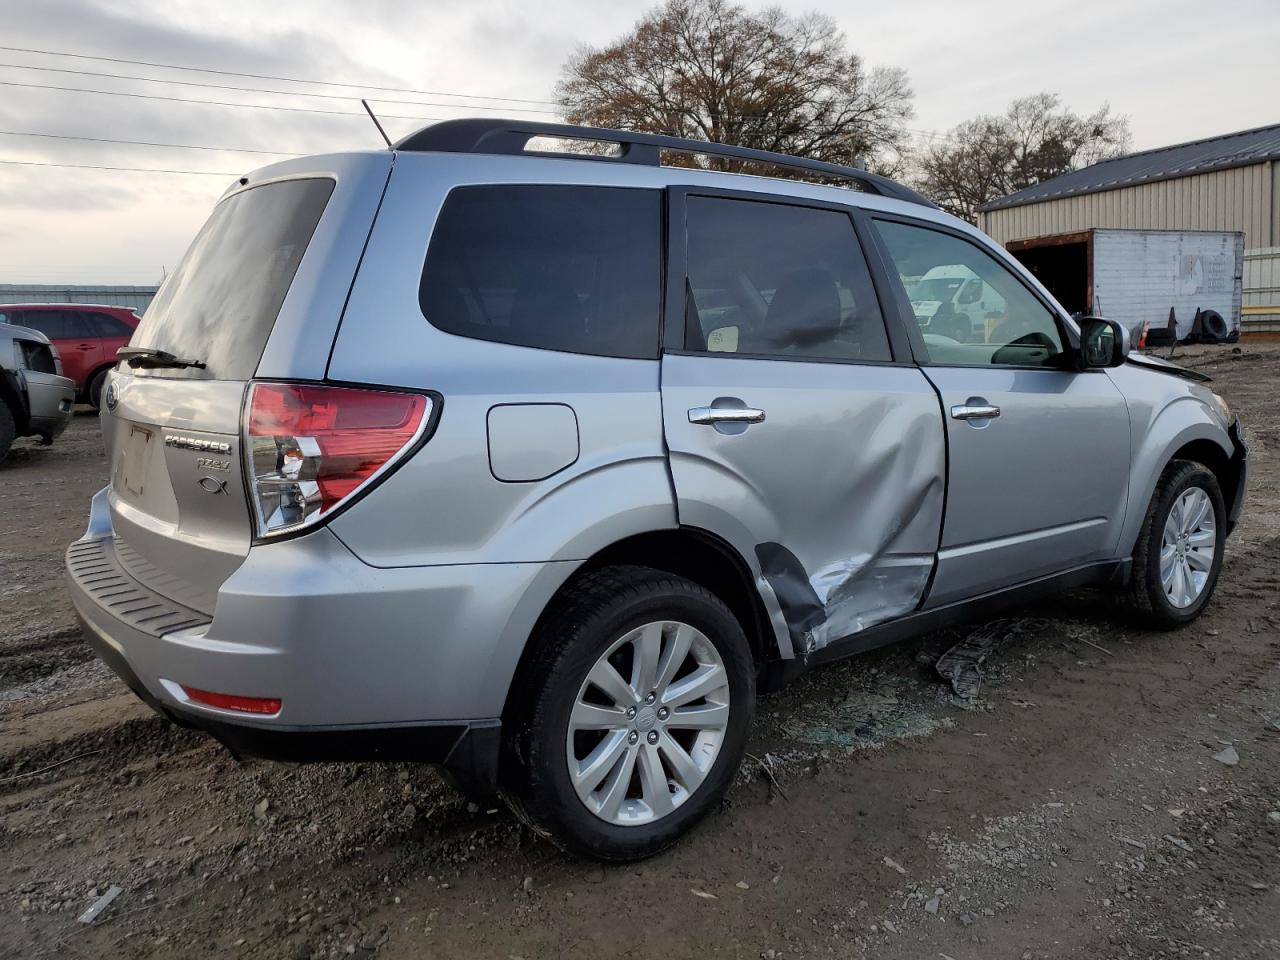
130,177,335,379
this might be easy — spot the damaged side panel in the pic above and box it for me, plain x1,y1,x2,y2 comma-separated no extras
757,545,934,653
660,354,946,660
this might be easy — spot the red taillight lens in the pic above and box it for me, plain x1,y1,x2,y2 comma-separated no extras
246,382,430,537
182,686,282,715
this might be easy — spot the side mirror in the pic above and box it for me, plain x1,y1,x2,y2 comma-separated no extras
1079,317,1130,368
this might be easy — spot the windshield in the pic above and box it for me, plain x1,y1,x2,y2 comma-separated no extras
909,277,965,302
130,177,334,379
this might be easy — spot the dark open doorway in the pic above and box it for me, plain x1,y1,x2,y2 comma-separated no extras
1007,231,1093,317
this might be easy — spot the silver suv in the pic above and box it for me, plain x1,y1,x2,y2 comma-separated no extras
67,120,1247,860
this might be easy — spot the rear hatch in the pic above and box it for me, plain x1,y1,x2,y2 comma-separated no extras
101,165,381,614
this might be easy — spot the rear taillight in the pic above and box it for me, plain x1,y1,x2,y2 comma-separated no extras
245,382,430,538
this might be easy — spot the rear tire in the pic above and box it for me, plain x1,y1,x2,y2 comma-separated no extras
0,400,14,465
1121,460,1225,628
501,565,754,861
87,368,109,409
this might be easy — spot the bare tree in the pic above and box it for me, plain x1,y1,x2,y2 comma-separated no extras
918,93,1131,221
557,0,914,175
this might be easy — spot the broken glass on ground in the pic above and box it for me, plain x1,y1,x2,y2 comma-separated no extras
935,618,1049,700
780,686,947,750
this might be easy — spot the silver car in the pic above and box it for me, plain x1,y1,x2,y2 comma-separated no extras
0,321,75,463
67,120,1247,861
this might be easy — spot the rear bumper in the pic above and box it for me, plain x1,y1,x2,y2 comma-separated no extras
65,490,577,795
22,370,75,438
76,608,500,795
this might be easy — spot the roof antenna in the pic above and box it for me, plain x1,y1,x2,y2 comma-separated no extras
361,99,392,149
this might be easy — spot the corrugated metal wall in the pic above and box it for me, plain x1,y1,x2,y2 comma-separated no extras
1243,246,1280,332
0,284,159,314
980,162,1276,251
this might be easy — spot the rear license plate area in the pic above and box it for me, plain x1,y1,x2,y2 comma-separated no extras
118,425,153,497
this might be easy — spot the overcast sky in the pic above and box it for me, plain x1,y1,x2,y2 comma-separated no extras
1,0,1277,285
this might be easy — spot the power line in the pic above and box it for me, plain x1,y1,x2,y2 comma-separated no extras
0,78,448,122
0,61,559,115
0,158,238,176
0,43,561,107
0,129,298,156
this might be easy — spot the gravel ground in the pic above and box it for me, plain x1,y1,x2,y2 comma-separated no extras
2,344,1278,959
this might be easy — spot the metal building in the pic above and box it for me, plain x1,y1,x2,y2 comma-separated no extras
978,123,1280,333
0,283,159,315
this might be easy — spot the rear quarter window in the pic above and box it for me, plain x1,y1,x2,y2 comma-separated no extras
88,313,135,337
17,339,57,374
130,177,335,379
419,185,662,359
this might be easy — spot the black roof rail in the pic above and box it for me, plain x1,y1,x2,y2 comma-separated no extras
394,118,936,209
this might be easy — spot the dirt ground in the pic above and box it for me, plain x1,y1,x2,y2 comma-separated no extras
2,345,1278,960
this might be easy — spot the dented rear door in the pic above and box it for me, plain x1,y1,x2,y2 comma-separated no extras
660,190,945,659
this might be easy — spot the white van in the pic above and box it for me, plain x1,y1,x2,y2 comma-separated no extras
907,265,1007,342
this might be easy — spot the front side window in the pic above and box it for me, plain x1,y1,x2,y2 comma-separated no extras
420,185,662,359
683,197,891,362
874,219,1065,367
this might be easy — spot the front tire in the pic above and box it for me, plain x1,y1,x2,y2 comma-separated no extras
1122,460,1226,628
501,565,754,861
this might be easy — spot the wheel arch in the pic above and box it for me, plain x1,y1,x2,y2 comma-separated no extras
1168,437,1239,516
499,526,790,726
1120,412,1234,556
83,362,116,401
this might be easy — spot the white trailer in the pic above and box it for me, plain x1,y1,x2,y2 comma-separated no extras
1007,228,1244,343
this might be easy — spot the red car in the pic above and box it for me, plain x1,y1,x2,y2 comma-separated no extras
0,304,139,407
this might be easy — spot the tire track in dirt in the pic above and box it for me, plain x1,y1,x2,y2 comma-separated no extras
0,714,209,794
1195,536,1280,705
0,627,92,689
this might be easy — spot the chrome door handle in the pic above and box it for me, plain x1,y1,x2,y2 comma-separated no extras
951,403,1001,421
688,406,766,425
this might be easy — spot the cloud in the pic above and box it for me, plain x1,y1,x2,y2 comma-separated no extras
0,169,138,210
0,0,1277,283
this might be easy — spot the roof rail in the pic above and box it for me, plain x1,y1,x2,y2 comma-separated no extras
394,118,936,209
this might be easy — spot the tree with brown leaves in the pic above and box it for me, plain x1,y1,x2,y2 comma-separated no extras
918,93,1131,222
557,0,914,174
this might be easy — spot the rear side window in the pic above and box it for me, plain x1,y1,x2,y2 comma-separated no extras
420,185,662,359
131,177,335,379
682,197,891,362
88,313,134,336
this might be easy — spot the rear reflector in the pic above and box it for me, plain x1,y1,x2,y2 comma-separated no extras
182,686,282,715
246,382,431,537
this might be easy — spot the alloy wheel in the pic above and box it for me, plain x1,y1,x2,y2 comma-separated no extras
566,620,730,826
1159,485,1217,609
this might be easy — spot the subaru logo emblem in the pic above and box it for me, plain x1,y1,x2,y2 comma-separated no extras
104,381,119,411
198,476,229,495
